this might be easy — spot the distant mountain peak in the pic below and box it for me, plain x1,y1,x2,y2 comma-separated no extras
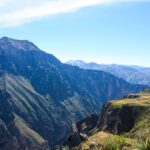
1,36,10,40
0,37,40,51
65,60,87,66
66,60,85,64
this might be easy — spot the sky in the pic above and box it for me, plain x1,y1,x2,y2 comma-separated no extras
0,0,150,67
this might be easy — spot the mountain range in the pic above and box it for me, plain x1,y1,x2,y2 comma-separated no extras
66,60,150,86
0,37,147,149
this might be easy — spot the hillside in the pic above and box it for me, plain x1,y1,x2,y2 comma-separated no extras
66,60,150,86
72,90,150,150
0,37,146,149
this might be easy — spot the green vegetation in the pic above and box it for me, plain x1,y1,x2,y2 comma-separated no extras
74,131,149,150
138,138,150,150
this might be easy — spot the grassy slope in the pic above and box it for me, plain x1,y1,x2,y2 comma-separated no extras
111,94,150,108
80,132,139,150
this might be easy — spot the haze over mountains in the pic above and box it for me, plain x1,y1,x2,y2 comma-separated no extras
0,37,146,149
66,60,150,86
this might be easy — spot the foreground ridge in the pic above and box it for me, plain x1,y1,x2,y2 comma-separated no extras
67,90,150,150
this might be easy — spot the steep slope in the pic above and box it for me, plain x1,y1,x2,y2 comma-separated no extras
66,60,150,86
0,87,49,150
0,37,146,149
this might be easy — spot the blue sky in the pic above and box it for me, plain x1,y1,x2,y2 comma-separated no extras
0,0,150,67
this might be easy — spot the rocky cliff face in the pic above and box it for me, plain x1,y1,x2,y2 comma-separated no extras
76,114,99,135
0,37,146,149
97,102,143,134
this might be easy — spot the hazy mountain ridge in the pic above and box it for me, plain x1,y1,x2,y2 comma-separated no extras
66,60,150,86
0,37,146,149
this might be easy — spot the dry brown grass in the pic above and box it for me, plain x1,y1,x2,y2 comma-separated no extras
111,94,150,108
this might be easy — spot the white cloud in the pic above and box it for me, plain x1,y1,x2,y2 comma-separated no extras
0,0,11,7
0,0,147,28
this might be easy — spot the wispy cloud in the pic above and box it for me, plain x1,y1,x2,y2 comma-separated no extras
0,0,146,28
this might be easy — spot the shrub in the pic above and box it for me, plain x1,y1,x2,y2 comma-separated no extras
139,138,150,150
